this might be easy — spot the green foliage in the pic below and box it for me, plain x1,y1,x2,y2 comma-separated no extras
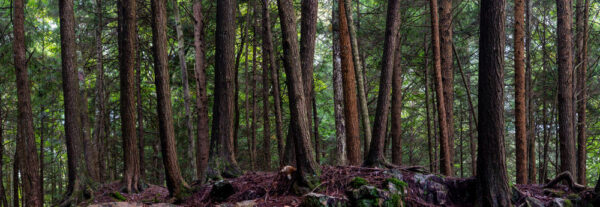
349,177,370,189
110,192,127,201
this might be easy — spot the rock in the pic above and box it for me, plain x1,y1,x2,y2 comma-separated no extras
88,202,174,207
349,177,370,189
549,198,574,207
348,185,389,201
300,193,348,207
210,180,236,202
524,197,545,207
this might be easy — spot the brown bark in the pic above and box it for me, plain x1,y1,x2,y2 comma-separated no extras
300,0,318,130
477,0,510,205
93,0,108,182
151,0,188,197
312,97,320,162
575,0,589,185
556,0,576,176
13,0,42,205
430,0,452,176
514,0,528,184
424,37,434,173
338,0,361,166
276,0,320,184
261,0,284,167
391,32,404,166
439,0,454,168
332,0,347,166
250,43,258,170
208,0,242,179
193,0,209,182
363,0,401,167
136,42,144,178
343,0,371,152
526,0,536,183
262,56,272,170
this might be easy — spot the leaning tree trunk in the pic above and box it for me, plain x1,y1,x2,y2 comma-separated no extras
118,0,141,192
13,0,42,205
556,0,576,176
391,31,404,166
338,0,361,166
514,0,528,184
429,0,452,176
193,0,210,182
439,0,454,169
477,0,510,206
332,0,347,166
575,0,589,185
363,0,401,168
151,0,188,198
276,0,320,187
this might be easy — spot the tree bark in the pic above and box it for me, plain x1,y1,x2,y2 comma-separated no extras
338,0,361,166
477,0,510,205
80,71,100,183
429,0,452,176
575,0,589,185
13,0,42,205
525,0,536,183
300,0,318,134
391,31,404,166
332,0,347,166
136,40,144,179
514,0,528,184
234,6,250,157
0,98,8,207
208,0,242,179
439,0,454,169
276,0,320,185
13,155,19,207
151,0,188,197
193,0,209,182
312,96,320,162
556,0,576,176
363,0,401,167
250,43,258,170
93,0,108,182
424,37,434,173
343,0,371,153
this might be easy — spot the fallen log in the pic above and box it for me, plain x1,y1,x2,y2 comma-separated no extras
543,171,586,193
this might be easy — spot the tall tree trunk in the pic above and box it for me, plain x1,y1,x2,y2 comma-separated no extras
525,0,536,183
424,35,433,173
300,0,318,135
332,0,347,166
363,0,401,167
151,0,188,197
13,0,42,205
556,0,575,176
439,0,454,169
39,106,45,203
312,97,320,162
93,0,107,182
261,0,284,167
193,0,209,182
119,0,141,192
429,0,452,176
234,6,250,157
391,31,404,166
13,156,19,207
343,0,371,153
172,0,196,179
262,54,272,170
338,0,361,166
250,43,258,170
0,99,8,207
276,0,320,186
575,0,589,185
136,41,144,179
80,71,100,183
514,0,528,184
477,0,510,205
208,0,242,179
468,95,476,176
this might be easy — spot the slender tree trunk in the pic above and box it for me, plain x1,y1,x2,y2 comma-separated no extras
136,42,144,179
556,0,576,176
276,0,320,185
469,96,476,176
439,0,454,169
312,97,320,162
80,71,100,183
234,7,250,157
575,0,589,185
39,106,45,203
391,31,404,166
338,0,361,166
13,156,18,207
193,0,209,182
539,16,551,183
477,0,510,205
262,65,272,170
151,0,188,197
429,0,452,176
0,100,8,207
13,0,42,205
93,0,107,182
261,0,284,167
343,0,371,153
363,0,401,167
332,0,347,166
514,0,528,184
207,0,242,179
300,0,318,136
250,44,258,170
526,0,536,183
424,35,433,173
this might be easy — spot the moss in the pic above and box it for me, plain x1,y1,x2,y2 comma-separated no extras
110,191,127,201
566,193,580,200
350,177,370,188
386,178,407,192
356,199,374,207
383,193,403,207
563,199,573,207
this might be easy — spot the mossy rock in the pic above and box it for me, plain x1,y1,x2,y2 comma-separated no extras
544,189,567,197
349,177,370,189
210,180,235,202
383,193,404,207
110,191,127,201
300,193,348,207
385,178,407,195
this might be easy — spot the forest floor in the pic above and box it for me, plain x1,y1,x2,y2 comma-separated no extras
86,166,599,207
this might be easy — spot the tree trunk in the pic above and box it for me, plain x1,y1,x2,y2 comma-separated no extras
13,0,42,205
332,0,347,166
300,0,318,135
13,156,19,207
343,0,371,153
477,0,510,205
391,31,404,166
261,0,284,167
338,0,361,166
276,0,320,186
556,0,576,176
424,36,433,173
136,41,144,179
234,6,250,157
439,0,454,169
208,0,242,179
93,0,107,182
172,0,196,179
151,0,188,197
575,0,589,185
525,0,536,183
0,99,8,207
262,55,272,170
514,0,528,184
429,0,452,176
80,71,100,183
363,0,401,167
193,0,209,182
250,43,258,170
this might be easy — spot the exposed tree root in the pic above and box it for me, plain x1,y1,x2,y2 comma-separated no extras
57,182,96,207
543,171,586,192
